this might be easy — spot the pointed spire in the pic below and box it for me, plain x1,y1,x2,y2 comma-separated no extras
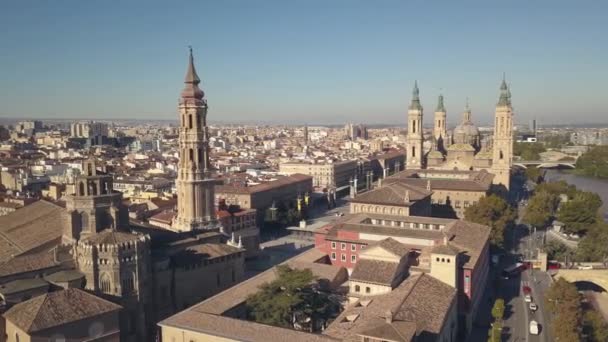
497,74,510,107
181,47,205,101
463,98,472,122
436,94,445,112
409,81,423,111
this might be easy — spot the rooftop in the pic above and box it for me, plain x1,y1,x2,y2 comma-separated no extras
3,288,121,333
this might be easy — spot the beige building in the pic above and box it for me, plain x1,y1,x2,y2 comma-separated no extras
350,180,432,217
406,81,424,169
3,288,121,342
413,79,514,191
279,160,357,189
383,169,494,219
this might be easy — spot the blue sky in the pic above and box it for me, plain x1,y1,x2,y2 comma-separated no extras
0,1,606,125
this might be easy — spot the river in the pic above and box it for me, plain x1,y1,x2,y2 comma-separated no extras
544,170,608,220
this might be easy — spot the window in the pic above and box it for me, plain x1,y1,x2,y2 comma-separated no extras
341,243,346,251
412,146,416,158
188,114,193,129
351,255,357,263
331,252,336,260
365,287,371,294
464,201,470,208
331,242,336,250
100,274,111,293
455,200,461,208
355,285,360,292
15,333,19,342
351,244,356,251
360,245,366,250
341,254,346,262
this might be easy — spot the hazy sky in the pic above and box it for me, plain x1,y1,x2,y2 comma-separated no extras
0,1,606,125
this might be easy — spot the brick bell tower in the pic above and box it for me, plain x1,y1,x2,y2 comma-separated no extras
174,48,218,231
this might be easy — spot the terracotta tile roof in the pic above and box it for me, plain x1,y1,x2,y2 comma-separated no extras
324,273,456,341
3,288,121,333
350,182,431,206
0,251,60,278
216,173,312,195
0,200,65,263
0,278,49,296
160,311,338,342
375,238,411,258
350,259,400,286
358,321,417,342
149,210,176,224
430,243,461,256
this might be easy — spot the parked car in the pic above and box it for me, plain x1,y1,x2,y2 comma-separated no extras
529,320,540,335
547,262,561,270
577,265,593,270
524,295,532,303
529,302,538,311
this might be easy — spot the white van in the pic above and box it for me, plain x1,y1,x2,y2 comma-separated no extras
529,320,540,335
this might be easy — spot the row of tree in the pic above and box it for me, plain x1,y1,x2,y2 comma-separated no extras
464,194,516,249
514,142,547,161
575,145,608,179
545,278,608,341
488,298,505,342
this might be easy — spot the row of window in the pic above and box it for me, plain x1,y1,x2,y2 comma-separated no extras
330,241,364,251
353,284,371,294
331,252,357,263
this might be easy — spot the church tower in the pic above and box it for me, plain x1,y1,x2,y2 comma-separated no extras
406,81,424,169
433,94,448,152
491,77,514,190
174,48,218,231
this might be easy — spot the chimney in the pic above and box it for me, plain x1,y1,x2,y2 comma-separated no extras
385,310,393,324
404,190,410,203
443,234,449,245
426,180,431,191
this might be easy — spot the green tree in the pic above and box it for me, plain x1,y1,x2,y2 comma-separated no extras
545,278,582,342
524,166,542,183
575,145,608,179
583,309,608,342
246,265,315,327
557,199,598,235
576,222,608,262
464,195,516,248
523,191,560,228
514,142,546,160
535,181,577,199
544,240,574,261
491,298,505,321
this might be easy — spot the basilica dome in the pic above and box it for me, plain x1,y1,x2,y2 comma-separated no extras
452,103,480,148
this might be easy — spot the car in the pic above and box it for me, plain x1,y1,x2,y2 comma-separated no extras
524,295,532,303
529,302,538,311
522,285,532,295
529,320,540,335
578,265,593,270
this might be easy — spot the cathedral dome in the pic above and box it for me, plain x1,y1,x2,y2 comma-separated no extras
452,102,480,148
453,121,480,138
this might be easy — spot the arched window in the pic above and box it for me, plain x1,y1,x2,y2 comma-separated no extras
412,120,416,133
100,273,111,293
188,114,193,129
90,182,97,196
412,146,416,158
196,114,201,128
355,285,360,292
499,150,504,160
198,149,202,164
79,182,85,196
189,149,194,162
15,333,19,342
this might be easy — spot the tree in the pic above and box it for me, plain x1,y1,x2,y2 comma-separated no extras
523,190,560,228
246,265,341,331
583,309,608,342
491,298,505,321
545,278,582,341
576,223,608,262
524,166,542,183
487,321,502,342
514,142,546,160
557,199,598,235
575,146,608,179
464,195,516,248
544,240,574,261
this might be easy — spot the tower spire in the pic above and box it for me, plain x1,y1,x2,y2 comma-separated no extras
181,47,204,101
463,98,472,122
497,75,510,107
436,94,445,112
409,81,422,110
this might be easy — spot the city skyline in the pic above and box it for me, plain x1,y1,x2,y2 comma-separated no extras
1,1,607,124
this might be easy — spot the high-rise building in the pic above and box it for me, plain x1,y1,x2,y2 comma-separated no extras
173,49,218,231
529,119,537,134
406,81,423,168
491,77,514,190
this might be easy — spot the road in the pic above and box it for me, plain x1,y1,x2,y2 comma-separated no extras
469,173,553,342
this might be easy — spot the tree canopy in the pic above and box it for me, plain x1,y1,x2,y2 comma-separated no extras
575,145,608,179
246,265,341,331
464,195,516,248
545,278,582,342
583,309,608,342
514,142,546,161
557,192,602,235
576,222,608,262
523,190,560,228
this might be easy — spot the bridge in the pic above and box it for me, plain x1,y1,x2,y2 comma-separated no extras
555,269,608,293
513,160,576,169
